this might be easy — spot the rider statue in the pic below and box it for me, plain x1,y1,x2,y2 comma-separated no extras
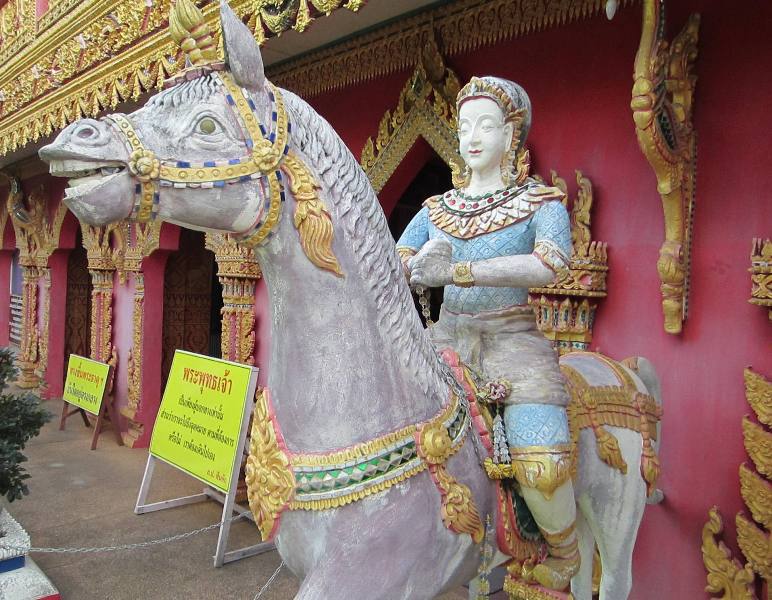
396,76,579,590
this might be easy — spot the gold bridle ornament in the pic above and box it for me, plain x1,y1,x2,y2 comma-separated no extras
103,0,342,275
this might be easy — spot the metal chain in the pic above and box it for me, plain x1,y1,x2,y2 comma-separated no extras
0,513,249,555
416,286,433,326
253,560,285,600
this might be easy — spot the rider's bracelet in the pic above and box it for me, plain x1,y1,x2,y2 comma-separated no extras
452,261,475,288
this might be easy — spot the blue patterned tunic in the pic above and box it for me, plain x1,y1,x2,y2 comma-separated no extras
397,182,573,416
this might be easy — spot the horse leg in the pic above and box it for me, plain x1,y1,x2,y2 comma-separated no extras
569,506,595,600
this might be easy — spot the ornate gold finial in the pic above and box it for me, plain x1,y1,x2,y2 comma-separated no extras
169,0,218,66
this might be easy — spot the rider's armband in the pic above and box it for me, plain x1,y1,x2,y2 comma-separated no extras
533,240,570,279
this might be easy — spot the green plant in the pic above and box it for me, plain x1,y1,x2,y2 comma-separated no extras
0,348,51,503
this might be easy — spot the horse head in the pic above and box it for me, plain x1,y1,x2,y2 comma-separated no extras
40,0,286,244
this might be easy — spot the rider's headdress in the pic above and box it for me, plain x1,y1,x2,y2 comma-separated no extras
454,76,532,188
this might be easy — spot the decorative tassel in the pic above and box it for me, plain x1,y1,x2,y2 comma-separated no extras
492,407,511,465
475,514,495,599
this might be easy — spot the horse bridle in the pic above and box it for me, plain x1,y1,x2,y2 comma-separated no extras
103,71,289,247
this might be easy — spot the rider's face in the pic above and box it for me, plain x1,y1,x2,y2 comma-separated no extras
458,98,512,178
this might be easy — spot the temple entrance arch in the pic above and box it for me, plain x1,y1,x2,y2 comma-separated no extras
160,228,223,386
359,39,461,216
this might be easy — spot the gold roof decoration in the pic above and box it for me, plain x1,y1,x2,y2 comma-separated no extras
0,0,366,159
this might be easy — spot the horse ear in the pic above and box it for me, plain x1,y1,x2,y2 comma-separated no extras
220,0,265,92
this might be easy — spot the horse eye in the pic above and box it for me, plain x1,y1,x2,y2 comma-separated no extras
198,117,218,135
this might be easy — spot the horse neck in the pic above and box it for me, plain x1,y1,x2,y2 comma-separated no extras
255,92,451,454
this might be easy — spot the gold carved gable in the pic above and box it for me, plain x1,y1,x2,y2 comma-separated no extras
360,36,462,194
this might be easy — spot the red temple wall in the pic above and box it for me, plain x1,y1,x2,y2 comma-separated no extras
306,2,772,597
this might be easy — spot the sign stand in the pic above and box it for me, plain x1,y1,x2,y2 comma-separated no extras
60,356,123,450
134,352,273,567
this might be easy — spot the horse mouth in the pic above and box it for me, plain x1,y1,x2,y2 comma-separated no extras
48,159,127,198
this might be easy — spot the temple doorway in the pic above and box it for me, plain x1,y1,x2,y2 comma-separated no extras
388,153,452,324
160,229,223,385
64,231,92,363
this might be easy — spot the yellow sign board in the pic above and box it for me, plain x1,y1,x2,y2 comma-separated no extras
63,355,111,416
150,351,255,493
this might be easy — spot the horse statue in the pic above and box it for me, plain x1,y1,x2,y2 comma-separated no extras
39,2,662,598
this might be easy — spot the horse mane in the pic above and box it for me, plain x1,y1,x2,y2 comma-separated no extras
282,89,456,406
147,74,221,108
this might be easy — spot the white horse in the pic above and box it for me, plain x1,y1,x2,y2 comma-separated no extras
39,2,662,598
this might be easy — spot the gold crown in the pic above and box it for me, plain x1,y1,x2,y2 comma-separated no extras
457,77,521,123
169,0,218,66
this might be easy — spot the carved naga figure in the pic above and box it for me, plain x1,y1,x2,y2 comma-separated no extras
40,2,663,598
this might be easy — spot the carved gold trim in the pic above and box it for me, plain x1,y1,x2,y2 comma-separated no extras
0,0,358,157
632,1,700,334
271,0,631,99
205,232,260,365
736,513,771,583
429,462,484,544
360,36,461,193
743,418,772,479
749,238,771,320
745,368,772,429
702,507,756,600
739,464,771,532
245,388,295,540
703,368,771,597
530,171,609,355
0,0,35,68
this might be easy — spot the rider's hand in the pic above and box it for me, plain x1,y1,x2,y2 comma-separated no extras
409,238,453,288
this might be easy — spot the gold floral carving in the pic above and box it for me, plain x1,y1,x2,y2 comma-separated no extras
245,388,295,540
0,0,358,158
360,35,462,193
702,508,756,600
272,0,631,99
429,463,484,544
749,238,771,320
504,574,575,600
632,1,700,334
703,368,771,597
81,223,122,363
743,418,772,479
0,0,35,67
248,0,365,41
530,171,609,354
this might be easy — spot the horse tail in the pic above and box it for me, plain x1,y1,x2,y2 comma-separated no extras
622,356,664,504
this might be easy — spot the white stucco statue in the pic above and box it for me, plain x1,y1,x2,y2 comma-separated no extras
398,76,581,590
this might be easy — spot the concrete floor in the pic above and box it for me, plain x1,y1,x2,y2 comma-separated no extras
1,398,508,600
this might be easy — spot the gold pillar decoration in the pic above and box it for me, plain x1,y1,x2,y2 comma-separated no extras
749,238,771,320
702,368,771,598
205,232,260,365
529,171,608,355
34,267,51,385
2,175,67,387
360,33,462,192
116,221,162,447
81,223,120,362
631,1,700,334
17,265,39,388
